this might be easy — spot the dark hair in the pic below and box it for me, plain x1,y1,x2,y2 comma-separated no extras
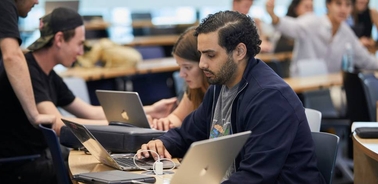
326,0,352,4
172,27,209,109
286,0,303,17
195,10,261,59
42,29,76,49
351,0,370,25
172,27,200,62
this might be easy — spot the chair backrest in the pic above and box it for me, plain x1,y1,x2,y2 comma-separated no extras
134,46,165,60
39,125,71,184
305,108,322,132
61,77,90,117
312,132,340,184
297,59,339,119
342,71,370,122
297,59,328,77
358,72,378,121
63,77,90,103
0,154,40,163
172,71,185,98
302,89,339,118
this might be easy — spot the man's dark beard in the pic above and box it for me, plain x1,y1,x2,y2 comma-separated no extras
206,55,237,85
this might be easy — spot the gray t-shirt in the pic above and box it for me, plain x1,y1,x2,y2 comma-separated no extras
210,84,239,138
209,84,239,181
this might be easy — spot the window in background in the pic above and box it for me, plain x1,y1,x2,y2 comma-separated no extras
19,4,44,49
151,7,196,25
199,6,228,21
107,7,133,43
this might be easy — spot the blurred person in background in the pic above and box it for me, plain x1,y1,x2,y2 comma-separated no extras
233,0,274,52
348,0,378,49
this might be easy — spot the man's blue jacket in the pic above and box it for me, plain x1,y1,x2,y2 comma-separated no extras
159,57,326,184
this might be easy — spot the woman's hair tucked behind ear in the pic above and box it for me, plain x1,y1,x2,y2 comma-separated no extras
172,27,209,109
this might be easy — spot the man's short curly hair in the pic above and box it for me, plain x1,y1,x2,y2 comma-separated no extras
194,10,261,59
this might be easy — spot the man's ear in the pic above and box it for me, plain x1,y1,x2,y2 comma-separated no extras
234,43,247,61
54,32,64,48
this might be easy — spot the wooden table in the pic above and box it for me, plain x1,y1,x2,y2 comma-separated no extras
59,59,343,94
59,57,179,81
351,122,378,184
283,72,342,93
86,34,180,47
59,53,293,82
69,150,175,184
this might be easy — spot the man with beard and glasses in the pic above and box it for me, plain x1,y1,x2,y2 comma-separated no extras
137,11,325,183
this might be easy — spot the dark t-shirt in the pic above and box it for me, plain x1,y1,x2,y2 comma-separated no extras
0,52,75,158
0,0,22,60
351,8,373,38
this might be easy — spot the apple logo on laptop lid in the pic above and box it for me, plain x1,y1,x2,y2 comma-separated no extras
121,110,129,121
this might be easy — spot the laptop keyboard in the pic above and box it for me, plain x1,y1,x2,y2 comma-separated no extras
114,157,153,168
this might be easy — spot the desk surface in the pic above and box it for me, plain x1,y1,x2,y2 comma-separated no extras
352,122,378,184
59,53,292,81
352,122,378,161
59,57,178,81
283,72,342,93
86,34,180,47
69,150,175,184
59,59,342,94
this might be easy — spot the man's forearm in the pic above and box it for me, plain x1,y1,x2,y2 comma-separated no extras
1,38,39,123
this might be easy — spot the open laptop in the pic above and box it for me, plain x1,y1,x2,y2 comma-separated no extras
168,131,250,184
62,118,173,171
72,130,251,184
96,90,151,128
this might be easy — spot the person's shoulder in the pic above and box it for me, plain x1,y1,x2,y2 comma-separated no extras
0,0,16,11
339,21,358,37
24,52,33,59
296,12,318,21
370,8,378,19
286,13,319,27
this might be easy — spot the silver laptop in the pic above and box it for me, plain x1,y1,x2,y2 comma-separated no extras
96,90,151,128
62,118,174,171
169,131,251,184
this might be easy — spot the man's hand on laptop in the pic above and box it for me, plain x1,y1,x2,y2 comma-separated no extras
137,139,172,161
144,97,177,119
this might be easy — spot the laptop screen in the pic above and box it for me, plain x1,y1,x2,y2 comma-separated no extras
62,118,122,169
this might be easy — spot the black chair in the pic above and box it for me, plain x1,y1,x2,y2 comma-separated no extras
0,154,40,163
119,46,176,105
343,71,370,122
312,132,340,184
39,124,72,184
302,89,340,119
358,72,378,121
